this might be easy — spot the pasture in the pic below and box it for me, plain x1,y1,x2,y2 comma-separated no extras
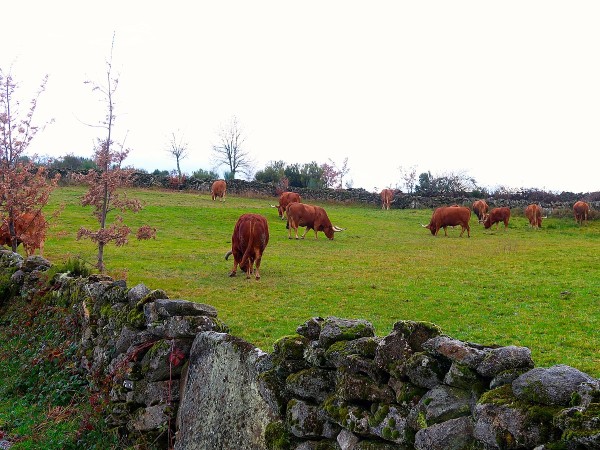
41,186,599,377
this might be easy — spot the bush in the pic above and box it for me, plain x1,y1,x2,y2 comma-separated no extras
191,168,219,179
0,272,16,306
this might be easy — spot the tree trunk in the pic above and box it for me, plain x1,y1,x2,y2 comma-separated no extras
97,241,105,272
8,218,17,253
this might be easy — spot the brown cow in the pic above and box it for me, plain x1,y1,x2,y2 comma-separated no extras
380,189,395,210
270,191,301,219
525,204,543,228
421,206,471,237
483,207,511,230
573,201,590,225
0,211,47,256
211,180,227,202
225,213,269,280
286,202,344,240
472,199,489,223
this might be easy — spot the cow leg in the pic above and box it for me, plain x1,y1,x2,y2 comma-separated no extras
254,255,262,280
229,260,239,277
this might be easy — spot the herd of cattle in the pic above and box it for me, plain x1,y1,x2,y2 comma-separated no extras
219,180,593,280
0,181,592,281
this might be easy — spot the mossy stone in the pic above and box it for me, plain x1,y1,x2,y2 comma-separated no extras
264,420,291,450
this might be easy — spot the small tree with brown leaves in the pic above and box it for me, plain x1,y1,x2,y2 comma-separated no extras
327,157,350,189
320,162,339,189
0,69,59,254
76,36,156,272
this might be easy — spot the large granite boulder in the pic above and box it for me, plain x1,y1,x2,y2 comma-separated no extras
175,331,278,450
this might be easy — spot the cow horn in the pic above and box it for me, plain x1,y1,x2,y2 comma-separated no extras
333,226,345,232
270,204,278,208
420,223,427,227
225,250,232,260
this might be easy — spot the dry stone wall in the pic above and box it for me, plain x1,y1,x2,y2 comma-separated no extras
2,252,599,449
48,169,599,210
128,174,599,211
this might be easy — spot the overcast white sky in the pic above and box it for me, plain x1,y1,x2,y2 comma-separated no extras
3,1,599,193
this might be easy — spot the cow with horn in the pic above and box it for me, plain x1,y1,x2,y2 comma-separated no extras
286,202,344,240
472,199,489,223
421,206,471,237
270,191,301,220
483,207,511,230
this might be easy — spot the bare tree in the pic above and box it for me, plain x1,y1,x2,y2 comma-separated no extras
212,116,253,179
166,131,188,183
0,68,59,253
399,165,417,194
76,34,156,272
328,157,350,189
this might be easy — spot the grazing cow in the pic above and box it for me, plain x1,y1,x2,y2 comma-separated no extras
483,207,511,230
573,201,590,225
0,211,47,256
270,191,301,219
380,189,395,210
472,199,489,223
525,204,543,228
286,202,344,240
211,180,227,202
421,206,471,237
225,213,269,280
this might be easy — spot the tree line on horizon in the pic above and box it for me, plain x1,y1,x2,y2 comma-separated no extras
36,153,599,201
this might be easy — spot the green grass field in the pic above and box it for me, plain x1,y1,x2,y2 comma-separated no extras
42,186,599,377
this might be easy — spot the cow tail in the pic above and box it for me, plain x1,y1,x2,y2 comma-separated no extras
239,218,257,272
